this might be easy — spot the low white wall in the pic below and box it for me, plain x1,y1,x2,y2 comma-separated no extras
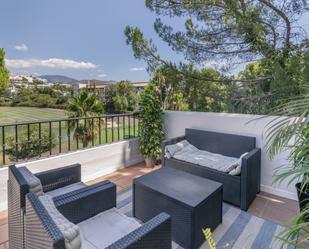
164,110,297,200
0,138,143,211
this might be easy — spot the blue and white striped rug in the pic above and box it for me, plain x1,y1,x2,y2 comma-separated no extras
117,188,294,249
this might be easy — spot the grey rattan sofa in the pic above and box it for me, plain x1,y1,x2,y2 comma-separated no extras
162,128,261,211
25,181,172,249
8,163,104,249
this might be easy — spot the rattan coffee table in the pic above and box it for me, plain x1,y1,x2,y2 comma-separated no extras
133,167,223,249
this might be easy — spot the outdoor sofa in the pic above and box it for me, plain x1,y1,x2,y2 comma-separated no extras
24,181,171,249
162,128,261,211
8,163,107,249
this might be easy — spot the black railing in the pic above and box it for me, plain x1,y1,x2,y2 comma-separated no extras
0,113,139,167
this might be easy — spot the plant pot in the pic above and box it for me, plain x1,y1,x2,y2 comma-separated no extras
295,182,309,220
145,157,155,168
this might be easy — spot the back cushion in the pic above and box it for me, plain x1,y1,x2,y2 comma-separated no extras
19,167,43,195
39,195,82,249
185,129,256,157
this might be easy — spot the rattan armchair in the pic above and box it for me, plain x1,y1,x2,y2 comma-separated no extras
8,163,107,249
25,181,172,249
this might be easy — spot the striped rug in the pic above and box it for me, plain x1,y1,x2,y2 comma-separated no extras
117,188,294,249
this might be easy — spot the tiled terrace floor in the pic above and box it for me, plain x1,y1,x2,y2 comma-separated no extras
0,163,299,249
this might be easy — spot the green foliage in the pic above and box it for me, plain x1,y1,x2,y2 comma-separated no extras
67,90,104,146
5,126,56,160
8,86,71,109
124,1,309,115
150,64,228,112
261,91,309,248
234,49,309,114
0,48,9,93
139,84,164,158
151,65,188,110
105,81,138,113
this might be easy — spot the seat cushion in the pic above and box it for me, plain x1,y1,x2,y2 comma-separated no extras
19,167,43,195
39,195,82,249
78,208,140,249
46,182,86,198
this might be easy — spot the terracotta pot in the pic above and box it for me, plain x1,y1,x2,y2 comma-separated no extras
145,157,155,168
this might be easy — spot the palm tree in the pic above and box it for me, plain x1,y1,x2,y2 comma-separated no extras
67,91,104,147
261,89,309,248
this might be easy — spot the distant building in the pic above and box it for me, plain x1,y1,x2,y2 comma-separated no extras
129,82,148,92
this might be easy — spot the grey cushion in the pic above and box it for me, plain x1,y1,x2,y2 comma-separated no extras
39,195,82,249
165,140,190,158
19,167,43,195
78,208,140,249
46,182,86,198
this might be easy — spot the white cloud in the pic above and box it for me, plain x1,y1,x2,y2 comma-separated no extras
129,67,145,72
5,58,97,70
98,73,107,78
14,44,28,51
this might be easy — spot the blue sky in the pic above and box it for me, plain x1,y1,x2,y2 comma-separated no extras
0,0,185,81
1,1,308,82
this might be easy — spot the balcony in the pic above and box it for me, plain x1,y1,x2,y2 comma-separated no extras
0,111,305,249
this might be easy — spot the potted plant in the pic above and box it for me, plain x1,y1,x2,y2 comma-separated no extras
263,94,309,246
139,83,164,167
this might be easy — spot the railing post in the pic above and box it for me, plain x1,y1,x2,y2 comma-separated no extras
128,115,131,139
133,114,136,137
105,116,108,143
83,118,87,148
117,116,120,141
49,122,52,155
38,123,42,157
67,120,71,151
123,115,125,139
111,116,114,142
99,118,102,144
92,118,95,146
27,123,30,160
15,125,18,162
2,126,5,166
59,121,62,153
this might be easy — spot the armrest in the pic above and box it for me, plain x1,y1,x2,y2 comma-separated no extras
54,181,116,224
35,163,81,192
240,148,261,210
161,136,185,165
106,212,171,249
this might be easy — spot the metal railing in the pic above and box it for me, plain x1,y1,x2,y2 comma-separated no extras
0,113,139,167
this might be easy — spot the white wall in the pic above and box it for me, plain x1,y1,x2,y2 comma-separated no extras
164,110,297,200
0,138,143,211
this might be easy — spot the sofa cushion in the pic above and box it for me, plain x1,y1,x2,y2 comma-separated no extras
165,140,190,158
167,141,248,173
46,182,86,198
229,152,249,176
39,195,82,249
19,167,43,196
78,208,140,249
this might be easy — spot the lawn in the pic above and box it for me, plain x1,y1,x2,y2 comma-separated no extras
0,107,66,124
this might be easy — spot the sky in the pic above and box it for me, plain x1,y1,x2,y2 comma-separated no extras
1,1,308,82
0,0,185,82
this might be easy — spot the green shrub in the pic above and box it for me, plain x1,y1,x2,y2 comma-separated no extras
5,126,56,160
139,84,164,158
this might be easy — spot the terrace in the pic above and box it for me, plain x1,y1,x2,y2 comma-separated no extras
0,111,305,248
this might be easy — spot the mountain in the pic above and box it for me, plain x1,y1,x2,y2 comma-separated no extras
39,75,77,83
78,79,116,85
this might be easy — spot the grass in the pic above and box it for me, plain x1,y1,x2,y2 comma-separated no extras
0,106,66,124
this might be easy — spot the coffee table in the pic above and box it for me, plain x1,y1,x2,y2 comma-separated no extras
133,167,223,249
